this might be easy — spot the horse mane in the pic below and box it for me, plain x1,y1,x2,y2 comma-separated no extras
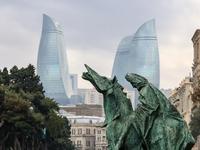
111,82,133,115
112,82,127,100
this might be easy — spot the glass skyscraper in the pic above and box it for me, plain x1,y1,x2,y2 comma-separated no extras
37,14,73,106
111,19,160,108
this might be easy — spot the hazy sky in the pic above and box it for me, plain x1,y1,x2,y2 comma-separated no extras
0,0,200,90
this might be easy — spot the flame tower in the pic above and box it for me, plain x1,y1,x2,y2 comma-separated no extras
111,19,160,108
37,14,73,105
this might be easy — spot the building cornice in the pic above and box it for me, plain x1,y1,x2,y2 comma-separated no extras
192,29,200,43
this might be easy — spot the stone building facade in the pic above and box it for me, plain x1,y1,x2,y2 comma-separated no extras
192,29,200,88
191,29,200,115
60,103,103,117
191,29,200,150
168,76,193,125
68,116,108,150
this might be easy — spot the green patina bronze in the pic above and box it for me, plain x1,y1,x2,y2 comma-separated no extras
82,64,195,150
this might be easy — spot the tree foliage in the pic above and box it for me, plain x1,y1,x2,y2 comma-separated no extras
9,65,44,94
190,80,200,140
0,64,74,150
191,88,200,103
190,106,200,140
191,80,200,103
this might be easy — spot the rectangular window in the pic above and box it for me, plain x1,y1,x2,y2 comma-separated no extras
97,137,101,142
78,128,82,134
77,140,81,146
97,130,101,134
86,129,90,134
86,141,90,146
72,128,76,134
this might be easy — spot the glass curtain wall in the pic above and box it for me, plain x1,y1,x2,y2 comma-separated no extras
111,19,160,108
37,14,73,106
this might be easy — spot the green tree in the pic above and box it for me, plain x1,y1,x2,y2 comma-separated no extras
10,64,44,94
47,115,74,150
0,76,5,85
190,106,200,140
0,64,74,150
190,80,200,140
0,87,45,150
1,68,9,85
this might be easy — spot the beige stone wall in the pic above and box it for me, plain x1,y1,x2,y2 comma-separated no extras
95,125,108,150
169,76,193,126
71,122,96,150
192,29,200,88
70,121,108,150
60,103,103,117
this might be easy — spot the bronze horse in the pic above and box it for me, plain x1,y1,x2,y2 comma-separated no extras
82,64,195,150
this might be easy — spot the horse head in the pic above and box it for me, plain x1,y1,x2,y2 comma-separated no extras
82,64,117,94
82,65,133,127
125,73,148,90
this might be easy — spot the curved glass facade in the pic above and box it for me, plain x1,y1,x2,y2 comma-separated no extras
112,35,134,90
37,14,73,106
111,19,160,108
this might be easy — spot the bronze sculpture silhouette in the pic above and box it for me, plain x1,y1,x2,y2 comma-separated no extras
82,64,195,150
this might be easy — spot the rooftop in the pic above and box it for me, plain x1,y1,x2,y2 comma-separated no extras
67,116,105,124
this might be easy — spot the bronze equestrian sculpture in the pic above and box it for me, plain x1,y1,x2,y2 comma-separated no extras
82,64,195,150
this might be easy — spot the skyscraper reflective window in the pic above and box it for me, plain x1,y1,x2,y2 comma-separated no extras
37,14,73,106
111,19,160,108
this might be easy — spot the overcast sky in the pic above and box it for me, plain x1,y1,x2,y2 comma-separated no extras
0,0,200,90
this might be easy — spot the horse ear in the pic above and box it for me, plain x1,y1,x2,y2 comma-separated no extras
112,76,117,83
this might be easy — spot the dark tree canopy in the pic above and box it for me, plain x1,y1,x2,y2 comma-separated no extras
0,68,10,85
0,64,74,150
9,64,44,94
190,106,200,140
190,80,200,141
